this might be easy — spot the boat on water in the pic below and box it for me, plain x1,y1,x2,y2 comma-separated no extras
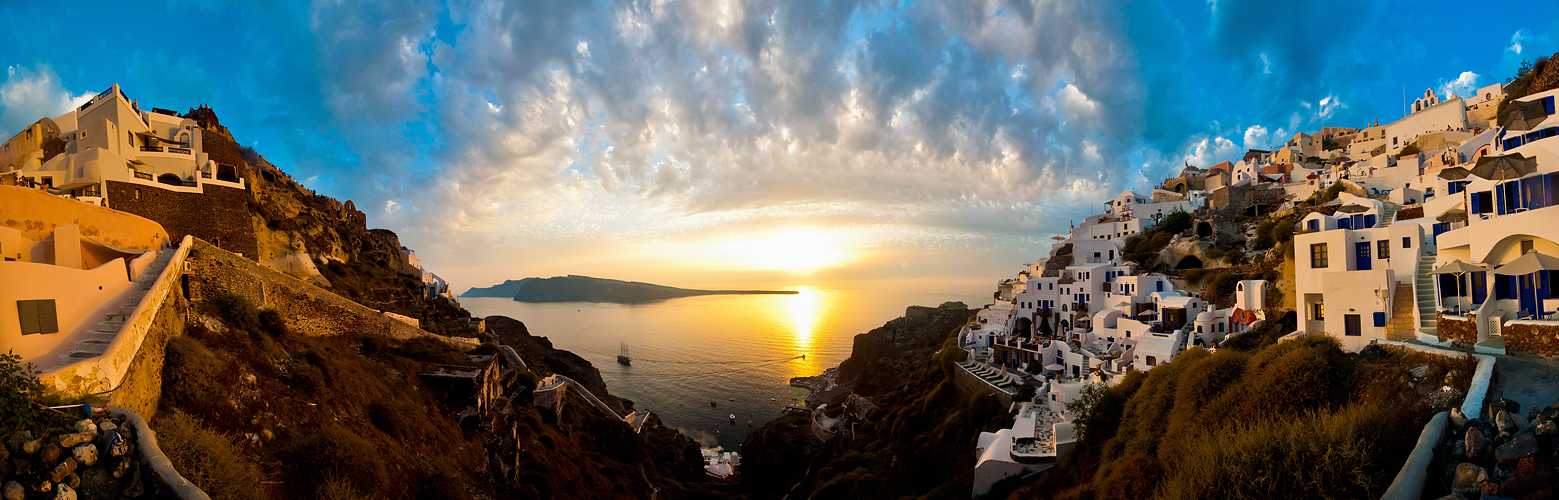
617,342,632,365
710,399,718,407
729,414,736,423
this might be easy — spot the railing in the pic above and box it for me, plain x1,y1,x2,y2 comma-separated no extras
1072,302,1088,314
140,146,163,153
168,147,191,155
201,172,212,179
133,171,152,180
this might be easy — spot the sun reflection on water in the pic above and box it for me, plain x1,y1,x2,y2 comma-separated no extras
786,286,820,377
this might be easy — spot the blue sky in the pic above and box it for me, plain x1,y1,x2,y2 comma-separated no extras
3,0,1557,290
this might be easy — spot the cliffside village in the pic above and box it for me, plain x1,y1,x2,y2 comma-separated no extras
964,81,1559,495
0,84,456,388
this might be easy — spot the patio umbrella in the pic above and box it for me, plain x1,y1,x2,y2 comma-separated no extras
1432,260,1487,313
1435,209,1468,223
1470,153,1538,182
1044,363,1066,372
1336,204,1371,214
1492,252,1559,276
1437,166,1471,181
1499,100,1550,130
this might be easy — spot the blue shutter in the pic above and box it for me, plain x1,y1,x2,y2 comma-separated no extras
1473,272,1488,304
1373,312,1386,327
1366,214,1377,227
1497,186,1506,214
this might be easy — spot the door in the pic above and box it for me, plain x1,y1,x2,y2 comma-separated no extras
1344,314,1361,336
1355,242,1372,271
1520,274,1539,319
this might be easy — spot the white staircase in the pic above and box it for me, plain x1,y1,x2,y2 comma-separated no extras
1414,252,1438,336
1380,203,1401,227
59,249,175,365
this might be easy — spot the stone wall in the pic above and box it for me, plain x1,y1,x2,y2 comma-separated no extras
106,180,258,260
104,290,185,418
1437,313,1479,344
183,238,432,340
1501,321,1559,357
950,363,1015,408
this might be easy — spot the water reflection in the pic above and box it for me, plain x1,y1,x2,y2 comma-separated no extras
787,287,818,377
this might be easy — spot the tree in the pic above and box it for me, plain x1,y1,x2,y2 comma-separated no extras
1065,383,1110,442
0,350,45,433
1160,209,1193,235
1015,382,1037,402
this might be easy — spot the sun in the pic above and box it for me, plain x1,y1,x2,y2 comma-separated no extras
722,229,852,271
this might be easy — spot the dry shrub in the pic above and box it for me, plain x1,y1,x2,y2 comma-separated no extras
154,410,265,500
367,400,416,440
277,425,390,497
1157,405,1399,500
161,336,232,420
316,476,372,500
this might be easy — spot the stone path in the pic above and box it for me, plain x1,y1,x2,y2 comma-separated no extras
1489,353,1559,415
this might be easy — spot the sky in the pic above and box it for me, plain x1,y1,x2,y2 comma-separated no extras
3,0,1558,293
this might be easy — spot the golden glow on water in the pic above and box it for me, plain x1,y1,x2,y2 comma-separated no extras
785,287,822,377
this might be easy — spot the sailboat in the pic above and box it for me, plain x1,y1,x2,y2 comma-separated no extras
617,342,632,365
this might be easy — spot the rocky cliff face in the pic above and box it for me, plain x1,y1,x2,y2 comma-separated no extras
485,315,632,414
836,302,972,396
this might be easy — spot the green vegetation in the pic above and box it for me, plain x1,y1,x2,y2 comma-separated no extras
1320,182,1347,203
154,410,266,500
1123,210,1193,268
0,350,46,433
1251,215,1297,251
1003,334,1472,500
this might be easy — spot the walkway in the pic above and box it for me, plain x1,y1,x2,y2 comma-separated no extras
1488,353,1559,416
59,248,176,365
537,374,622,420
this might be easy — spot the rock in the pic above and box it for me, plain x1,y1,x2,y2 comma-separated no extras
39,443,61,464
48,457,76,483
1467,427,1489,459
70,445,97,467
51,483,75,500
2,481,21,500
27,478,50,493
1453,439,1467,458
1451,407,1469,428
55,434,92,449
1433,493,1468,500
1538,419,1558,438
1497,410,1517,435
63,472,78,490
20,439,40,456
72,420,96,435
1411,364,1430,379
1494,455,1552,499
96,421,116,434
110,457,131,479
1453,463,1488,494
260,429,274,441
1497,433,1539,464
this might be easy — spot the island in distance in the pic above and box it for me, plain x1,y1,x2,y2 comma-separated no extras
461,275,799,303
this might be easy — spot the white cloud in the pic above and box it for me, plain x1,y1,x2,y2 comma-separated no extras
1313,94,1345,122
0,65,91,135
1511,29,1528,54
1437,71,1479,99
1184,135,1237,166
1243,125,1270,150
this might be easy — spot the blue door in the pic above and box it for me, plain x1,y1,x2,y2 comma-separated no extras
1520,274,1539,318
1355,242,1372,271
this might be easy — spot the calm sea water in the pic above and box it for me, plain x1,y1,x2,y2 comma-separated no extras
461,282,988,450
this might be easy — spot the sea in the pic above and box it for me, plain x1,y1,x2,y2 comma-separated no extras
461,281,990,450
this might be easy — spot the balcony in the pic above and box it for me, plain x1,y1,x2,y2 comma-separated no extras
140,146,163,153
168,147,191,155
1071,302,1089,314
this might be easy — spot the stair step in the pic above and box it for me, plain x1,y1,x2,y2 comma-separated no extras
84,333,116,343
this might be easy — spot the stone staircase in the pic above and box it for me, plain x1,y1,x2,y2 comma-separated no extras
1387,283,1418,341
1380,203,1400,227
1414,252,1438,337
58,249,175,366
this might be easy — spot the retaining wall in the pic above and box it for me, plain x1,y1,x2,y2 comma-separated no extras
951,363,1016,408
1377,341,1496,500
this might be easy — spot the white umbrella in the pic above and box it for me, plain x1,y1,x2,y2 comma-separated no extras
1044,363,1066,372
1432,260,1487,313
1492,252,1559,276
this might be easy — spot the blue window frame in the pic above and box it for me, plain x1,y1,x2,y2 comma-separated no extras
1471,191,1493,214
1373,312,1386,327
1447,181,1467,195
1472,271,1488,304
1307,219,1319,231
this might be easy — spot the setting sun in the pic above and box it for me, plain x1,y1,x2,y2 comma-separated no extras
721,229,854,271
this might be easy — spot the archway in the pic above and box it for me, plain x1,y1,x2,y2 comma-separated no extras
157,174,182,186
1196,221,1214,238
217,164,239,182
1176,256,1204,270
1012,317,1032,338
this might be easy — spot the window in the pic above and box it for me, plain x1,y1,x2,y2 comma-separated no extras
1471,191,1493,214
1312,302,1324,320
1522,239,1535,255
1402,237,1411,249
17,299,59,335
1146,356,1157,366
1311,243,1329,268
1378,240,1390,260
1344,314,1361,336
1307,219,1319,231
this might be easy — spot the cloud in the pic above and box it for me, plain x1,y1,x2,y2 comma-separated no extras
1183,135,1237,167
1436,71,1478,100
0,64,90,135
1243,125,1270,151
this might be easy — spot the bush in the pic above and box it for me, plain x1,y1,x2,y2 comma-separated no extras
1204,272,1244,307
154,410,266,500
367,400,416,439
316,476,372,500
257,309,290,338
1183,269,1209,285
1398,143,1421,157
208,293,261,333
162,336,232,419
277,426,390,497
1160,209,1193,235
1320,183,1346,203
0,350,46,433
1015,382,1037,402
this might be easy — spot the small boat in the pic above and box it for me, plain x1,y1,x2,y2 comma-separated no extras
770,397,776,401
710,399,717,407
617,342,632,366
748,420,753,426
801,354,806,359
728,398,735,402
729,414,736,423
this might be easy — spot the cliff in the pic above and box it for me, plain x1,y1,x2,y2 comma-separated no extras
460,278,534,297
509,275,797,303
741,302,987,498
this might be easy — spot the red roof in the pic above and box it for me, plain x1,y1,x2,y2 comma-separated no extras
1207,160,1233,173
1260,163,1291,175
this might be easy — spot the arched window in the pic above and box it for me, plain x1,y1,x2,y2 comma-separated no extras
157,173,182,186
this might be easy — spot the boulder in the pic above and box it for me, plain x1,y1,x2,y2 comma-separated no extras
39,443,61,465
21,439,40,456
49,457,77,483
56,433,93,449
1536,419,1558,438
1497,410,1517,435
2,481,22,500
73,420,96,435
1493,455,1552,499
1496,433,1539,464
1467,427,1489,459
1451,407,1469,428
71,444,97,467
51,483,75,500
96,421,117,435
1410,364,1430,379
1453,462,1488,494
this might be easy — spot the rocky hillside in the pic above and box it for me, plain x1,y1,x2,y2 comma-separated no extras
461,278,534,298
503,275,797,304
741,302,992,499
